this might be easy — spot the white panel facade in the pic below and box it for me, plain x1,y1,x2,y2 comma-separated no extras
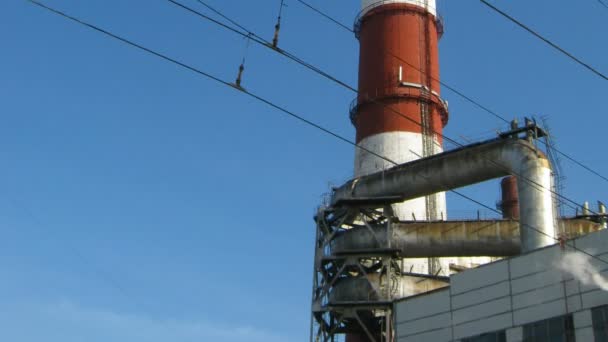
395,229,608,341
450,261,509,295
451,281,510,309
453,313,512,340
506,327,523,342
512,298,566,326
396,289,450,321
453,297,511,326
509,246,562,278
574,310,594,342
511,283,563,310
398,327,452,342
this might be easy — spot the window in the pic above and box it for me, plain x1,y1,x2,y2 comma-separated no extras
592,305,608,341
523,315,575,342
462,331,506,342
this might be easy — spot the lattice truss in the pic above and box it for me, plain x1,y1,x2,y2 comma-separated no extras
310,205,399,342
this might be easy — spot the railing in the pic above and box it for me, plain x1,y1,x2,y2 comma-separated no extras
354,0,439,38
348,83,449,125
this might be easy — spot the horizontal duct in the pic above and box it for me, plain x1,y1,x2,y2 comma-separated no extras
331,219,602,258
332,138,556,252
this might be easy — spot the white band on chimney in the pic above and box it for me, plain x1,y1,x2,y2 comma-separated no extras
361,0,437,17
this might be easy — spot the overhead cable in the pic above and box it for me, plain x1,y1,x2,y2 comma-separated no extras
26,0,501,218
294,0,354,33
294,0,608,187
172,0,602,216
194,0,250,33
480,0,608,82
27,0,608,270
596,0,608,10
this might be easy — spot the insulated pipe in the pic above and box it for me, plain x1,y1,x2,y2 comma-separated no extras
332,139,556,252
330,273,449,304
332,220,521,257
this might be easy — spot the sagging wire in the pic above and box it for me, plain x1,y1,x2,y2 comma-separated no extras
167,0,603,221
28,0,608,273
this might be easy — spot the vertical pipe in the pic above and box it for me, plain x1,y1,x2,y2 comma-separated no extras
517,164,556,252
501,176,519,219
583,201,590,216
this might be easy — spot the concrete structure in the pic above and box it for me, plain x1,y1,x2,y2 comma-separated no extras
395,227,608,342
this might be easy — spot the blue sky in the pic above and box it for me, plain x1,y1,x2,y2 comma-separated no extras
1,0,607,340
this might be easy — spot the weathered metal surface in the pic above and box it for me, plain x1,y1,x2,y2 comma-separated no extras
330,273,449,304
355,2,444,143
333,138,556,252
332,219,603,258
332,220,520,257
310,204,604,342
354,132,444,221
311,207,398,342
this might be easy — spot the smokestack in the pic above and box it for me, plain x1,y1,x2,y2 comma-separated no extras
501,176,520,219
353,0,446,221
349,1,444,341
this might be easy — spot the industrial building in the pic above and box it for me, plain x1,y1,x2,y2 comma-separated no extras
310,1,608,341
394,228,608,342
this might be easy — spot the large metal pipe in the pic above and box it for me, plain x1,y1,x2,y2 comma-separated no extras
332,220,520,257
331,218,602,257
332,138,556,252
330,273,449,304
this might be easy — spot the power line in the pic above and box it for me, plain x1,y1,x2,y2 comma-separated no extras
292,0,510,124
25,0,387,164
194,0,250,33
183,1,608,233
293,0,354,33
596,0,608,10
480,0,608,82
292,0,608,189
26,0,494,218
550,146,608,184
175,0,507,147
172,0,604,217
27,0,608,273
182,2,608,229
169,0,357,92
387,52,510,124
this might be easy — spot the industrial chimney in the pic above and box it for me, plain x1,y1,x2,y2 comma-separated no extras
348,1,446,340
352,0,447,222
313,2,560,341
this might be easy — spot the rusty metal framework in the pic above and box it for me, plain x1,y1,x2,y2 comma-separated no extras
310,204,399,342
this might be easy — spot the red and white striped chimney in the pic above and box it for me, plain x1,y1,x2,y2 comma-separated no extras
352,0,448,222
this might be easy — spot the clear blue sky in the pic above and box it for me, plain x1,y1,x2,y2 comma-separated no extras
1,0,606,341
